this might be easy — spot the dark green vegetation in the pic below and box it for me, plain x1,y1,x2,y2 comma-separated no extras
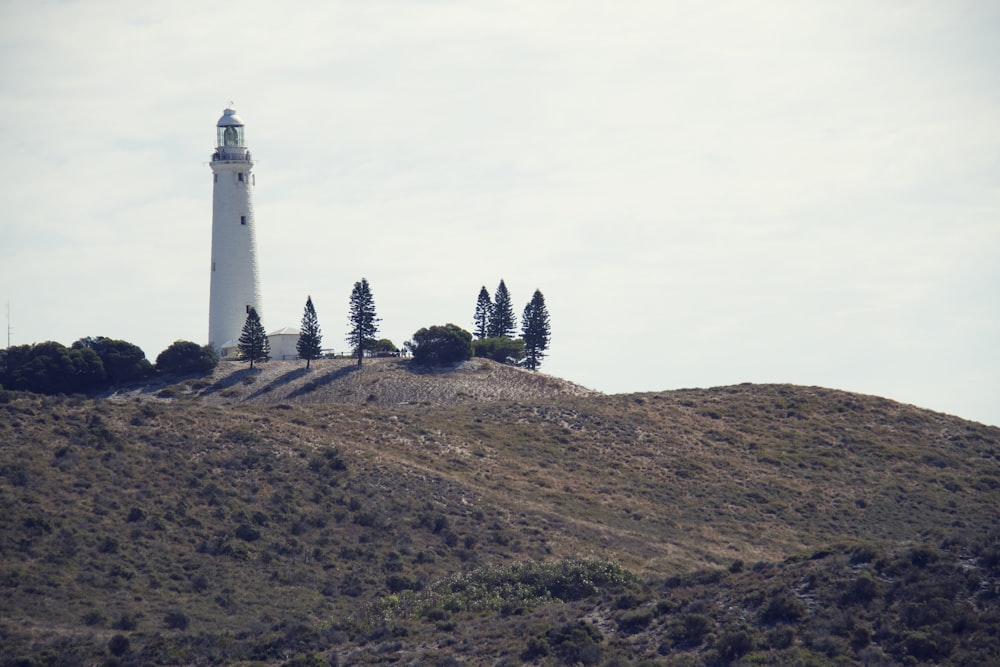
470,281,550,370
473,287,493,340
1,375,999,665
296,297,323,369
155,341,218,375
471,337,526,365
520,290,551,371
347,278,379,367
487,279,517,340
1,339,215,396
372,339,399,357
238,308,270,369
0,337,155,394
408,324,474,366
72,337,155,385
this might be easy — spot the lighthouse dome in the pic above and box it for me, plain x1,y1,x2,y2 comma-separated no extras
217,107,244,127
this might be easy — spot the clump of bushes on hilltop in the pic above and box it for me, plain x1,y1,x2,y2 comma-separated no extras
0,338,216,395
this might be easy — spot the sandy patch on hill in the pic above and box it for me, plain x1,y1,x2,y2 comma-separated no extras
113,357,598,407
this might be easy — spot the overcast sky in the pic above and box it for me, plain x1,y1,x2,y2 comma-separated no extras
1,1,997,425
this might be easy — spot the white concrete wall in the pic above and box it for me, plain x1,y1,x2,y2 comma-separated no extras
208,157,262,351
268,333,301,360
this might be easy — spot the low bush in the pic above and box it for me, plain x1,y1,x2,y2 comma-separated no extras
715,628,754,661
108,634,130,657
676,613,713,646
547,621,603,666
164,610,190,630
472,337,525,365
761,589,806,624
156,341,218,375
408,324,473,366
617,609,654,634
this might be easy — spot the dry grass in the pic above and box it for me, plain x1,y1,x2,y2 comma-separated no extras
3,376,999,665
111,357,598,407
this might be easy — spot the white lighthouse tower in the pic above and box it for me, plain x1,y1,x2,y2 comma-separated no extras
208,107,263,356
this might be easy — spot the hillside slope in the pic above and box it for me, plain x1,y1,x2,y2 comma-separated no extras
2,376,998,665
110,357,598,407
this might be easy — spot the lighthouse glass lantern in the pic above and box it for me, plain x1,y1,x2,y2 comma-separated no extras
215,108,246,158
217,122,244,148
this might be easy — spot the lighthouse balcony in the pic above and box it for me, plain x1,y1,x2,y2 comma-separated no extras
212,148,252,162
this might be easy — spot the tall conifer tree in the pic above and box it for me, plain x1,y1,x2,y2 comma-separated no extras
347,278,380,367
521,289,551,371
488,279,517,339
473,286,493,339
296,296,323,369
238,307,270,369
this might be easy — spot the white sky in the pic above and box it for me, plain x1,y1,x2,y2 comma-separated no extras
1,0,998,425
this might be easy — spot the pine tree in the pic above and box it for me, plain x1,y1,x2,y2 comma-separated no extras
238,307,270,369
347,278,380,367
296,296,323,369
488,279,517,339
521,289,551,371
473,286,493,339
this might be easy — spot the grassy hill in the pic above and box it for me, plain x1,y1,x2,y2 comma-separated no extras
109,358,598,407
2,359,998,665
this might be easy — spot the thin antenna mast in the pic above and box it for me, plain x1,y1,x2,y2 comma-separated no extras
5,301,10,349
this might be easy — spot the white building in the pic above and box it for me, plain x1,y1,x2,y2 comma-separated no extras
267,327,302,360
208,107,263,356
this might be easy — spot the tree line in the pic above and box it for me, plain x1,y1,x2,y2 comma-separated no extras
236,278,381,370
0,278,551,395
245,278,550,371
0,337,216,395
407,280,550,369
469,279,551,370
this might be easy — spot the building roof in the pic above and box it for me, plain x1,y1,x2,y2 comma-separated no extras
267,327,301,337
217,107,244,127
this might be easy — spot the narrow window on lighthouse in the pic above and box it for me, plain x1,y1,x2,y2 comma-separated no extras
213,174,218,183
238,172,244,182
241,216,247,225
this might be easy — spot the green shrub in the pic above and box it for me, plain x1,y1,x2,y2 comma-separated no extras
386,575,421,593
235,524,261,541
471,337,525,365
766,626,795,649
903,630,955,661
72,336,154,384
908,546,939,568
81,610,105,627
164,610,190,630
841,572,879,605
156,341,218,375
361,559,635,629
715,629,754,661
617,609,653,634
761,589,806,624
107,634,130,657
546,621,603,666
112,614,137,631
408,324,473,366
0,341,106,394
676,613,713,645
373,338,399,356
849,544,879,565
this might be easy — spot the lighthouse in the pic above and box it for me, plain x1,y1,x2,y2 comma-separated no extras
208,107,263,356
